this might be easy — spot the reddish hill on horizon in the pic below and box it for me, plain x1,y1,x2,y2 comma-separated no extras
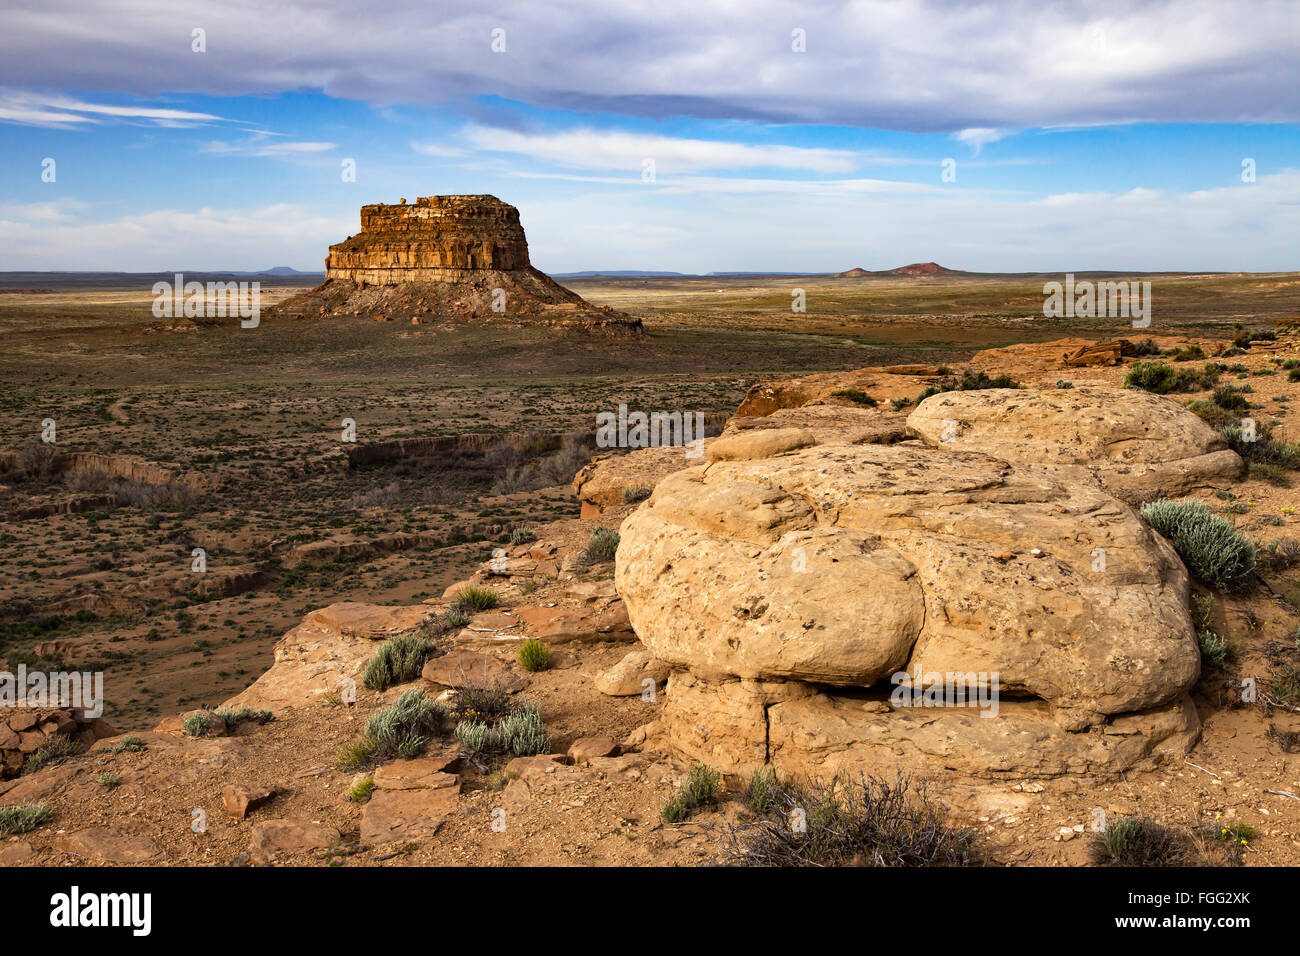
835,261,960,277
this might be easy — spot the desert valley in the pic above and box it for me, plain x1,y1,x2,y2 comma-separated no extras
0,193,1297,871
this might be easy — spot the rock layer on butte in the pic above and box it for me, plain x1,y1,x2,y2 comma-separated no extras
616,407,1205,780
276,195,642,334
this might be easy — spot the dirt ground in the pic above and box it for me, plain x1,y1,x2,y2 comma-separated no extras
1,271,1298,867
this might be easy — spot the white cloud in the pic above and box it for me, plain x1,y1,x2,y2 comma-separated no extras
952,128,1009,155
454,126,861,174
0,89,225,128
0,1,1294,130
201,137,336,157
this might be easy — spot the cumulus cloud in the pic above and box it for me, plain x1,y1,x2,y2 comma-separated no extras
1,1,1294,131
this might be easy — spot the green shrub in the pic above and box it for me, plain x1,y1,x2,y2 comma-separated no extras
182,712,211,737
1126,361,1219,394
1170,344,1206,362
582,528,621,564
1130,338,1161,356
517,638,550,672
0,802,51,835
1256,538,1300,572
1140,498,1256,592
1211,385,1249,411
746,767,779,814
723,772,980,867
1186,400,1238,429
24,735,84,773
456,681,513,722
1191,592,1215,631
1202,821,1254,847
1055,380,1074,389
1218,422,1300,468
659,791,691,823
362,633,430,691
917,370,1020,403
498,706,551,756
1197,629,1235,669
365,688,451,760
1125,361,1177,393
509,526,537,545
455,701,551,756
622,485,652,504
98,772,122,789
454,585,501,612
441,607,471,629
97,734,145,755
1090,816,1189,866
210,705,273,729
349,775,375,803
335,735,377,772
832,388,877,406
890,397,913,411
1290,368,1300,382
661,764,721,822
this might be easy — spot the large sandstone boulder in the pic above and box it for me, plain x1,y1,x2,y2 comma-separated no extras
905,385,1244,496
616,428,1201,779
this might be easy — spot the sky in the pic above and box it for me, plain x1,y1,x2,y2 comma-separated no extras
0,0,1296,274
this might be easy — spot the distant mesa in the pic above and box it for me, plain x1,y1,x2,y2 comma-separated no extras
835,262,959,277
276,195,642,334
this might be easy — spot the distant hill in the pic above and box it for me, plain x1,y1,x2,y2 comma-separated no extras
259,266,321,276
835,262,963,277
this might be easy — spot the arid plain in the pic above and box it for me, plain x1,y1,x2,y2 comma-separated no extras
2,269,1299,866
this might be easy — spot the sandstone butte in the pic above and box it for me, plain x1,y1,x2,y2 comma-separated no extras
275,194,642,334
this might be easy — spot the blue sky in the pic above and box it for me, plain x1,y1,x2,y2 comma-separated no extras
0,1,1296,273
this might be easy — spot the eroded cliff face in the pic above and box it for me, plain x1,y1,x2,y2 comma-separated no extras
326,196,532,285
275,195,642,334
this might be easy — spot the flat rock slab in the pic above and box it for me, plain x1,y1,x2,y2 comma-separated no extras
249,820,339,864
372,759,459,791
568,736,617,763
0,764,79,803
56,828,163,864
514,604,636,644
360,785,460,845
422,650,525,692
306,602,432,640
0,840,34,864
